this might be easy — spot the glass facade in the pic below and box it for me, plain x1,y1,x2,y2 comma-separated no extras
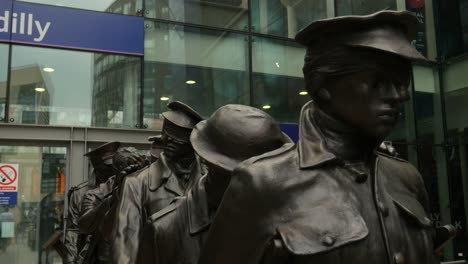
3,46,141,128
143,22,249,129
0,0,467,262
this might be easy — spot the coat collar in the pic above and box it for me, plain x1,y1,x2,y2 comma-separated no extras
148,153,204,197
187,176,211,235
148,153,171,187
298,101,339,169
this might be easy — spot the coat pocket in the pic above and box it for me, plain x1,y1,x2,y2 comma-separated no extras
392,194,432,228
275,216,369,256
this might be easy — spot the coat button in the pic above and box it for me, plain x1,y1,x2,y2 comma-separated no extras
354,172,368,183
322,236,335,247
377,201,389,217
393,252,405,264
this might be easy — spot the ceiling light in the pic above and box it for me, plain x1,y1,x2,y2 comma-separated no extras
43,67,55,72
299,91,308,96
35,87,45,92
186,80,196,85
275,62,280,68
160,96,170,101
262,105,271,110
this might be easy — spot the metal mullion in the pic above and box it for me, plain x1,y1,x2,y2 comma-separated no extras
4,0,14,123
145,17,250,36
247,0,253,106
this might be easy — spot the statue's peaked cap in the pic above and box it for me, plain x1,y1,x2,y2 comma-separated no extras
148,135,162,143
295,10,427,62
162,101,203,129
84,141,120,159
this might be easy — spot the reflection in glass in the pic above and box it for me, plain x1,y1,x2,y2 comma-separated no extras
252,36,307,122
251,0,328,38
335,0,396,16
8,46,140,128
0,145,66,264
18,0,142,15
0,44,9,122
143,22,249,129
145,0,248,30
92,53,141,128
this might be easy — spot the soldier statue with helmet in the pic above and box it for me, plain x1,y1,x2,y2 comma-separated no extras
137,104,292,264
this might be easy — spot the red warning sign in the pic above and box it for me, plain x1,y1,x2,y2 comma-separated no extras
407,0,425,9
0,164,18,191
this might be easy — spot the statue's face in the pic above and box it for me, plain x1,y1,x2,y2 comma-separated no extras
161,130,193,160
324,58,411,140
92,158,114,178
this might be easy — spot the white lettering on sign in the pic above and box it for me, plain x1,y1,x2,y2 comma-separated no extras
0,11,51,42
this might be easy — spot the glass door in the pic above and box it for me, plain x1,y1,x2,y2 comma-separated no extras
0,145,66,264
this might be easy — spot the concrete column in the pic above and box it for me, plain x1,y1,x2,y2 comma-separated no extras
326,0,335,17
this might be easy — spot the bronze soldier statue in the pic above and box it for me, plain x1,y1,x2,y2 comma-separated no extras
137,104,291,264
63,141,120,264
112,101,205,264
77,147,147,264
198,11,442,264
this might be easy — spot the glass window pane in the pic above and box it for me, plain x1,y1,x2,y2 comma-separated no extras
8,46,141,128
144,0,248,30
251,0,329,38
335,0,396,16
0,44,9,122
143,22,249,129
0,145,66,264
444,56,468,259
252,37,307,123
17,0,142,15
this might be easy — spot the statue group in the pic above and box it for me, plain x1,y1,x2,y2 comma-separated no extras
62,11,454,264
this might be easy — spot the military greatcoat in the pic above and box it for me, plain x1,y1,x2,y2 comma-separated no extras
112,153,205,264
198,101,438,264
77,177,115,263
64,180,93,264
137,175,211,264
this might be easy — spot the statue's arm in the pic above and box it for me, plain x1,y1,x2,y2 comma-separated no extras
111,176,144,264
63,190,81,263
78,189,110,234
198,166,272,264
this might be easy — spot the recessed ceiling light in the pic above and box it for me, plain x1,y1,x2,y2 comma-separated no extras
299,91,308,96
275,62,280,68
262,105,271,110
35,87,45,92
43,67,54,72
186,80,196,85
160,96,170,101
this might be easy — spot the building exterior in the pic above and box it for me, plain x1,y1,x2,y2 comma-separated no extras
0,0,467,263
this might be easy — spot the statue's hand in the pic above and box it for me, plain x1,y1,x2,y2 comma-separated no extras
434,225,457,255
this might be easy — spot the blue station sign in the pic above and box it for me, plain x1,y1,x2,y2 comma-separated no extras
280,123,299,143
0,0,144,56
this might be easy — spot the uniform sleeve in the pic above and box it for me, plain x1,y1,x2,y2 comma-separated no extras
78,188,110,234
63,190,81,263
197,166,273,264
112,176,145,264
